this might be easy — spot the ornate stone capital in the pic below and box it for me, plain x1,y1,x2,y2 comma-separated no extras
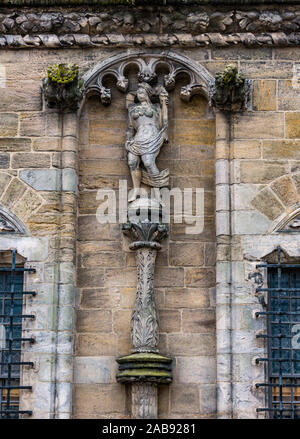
42,63,84,111
210,64,251,112
122,221,169,250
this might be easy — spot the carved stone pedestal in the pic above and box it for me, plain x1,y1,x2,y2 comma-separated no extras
116,216,172,419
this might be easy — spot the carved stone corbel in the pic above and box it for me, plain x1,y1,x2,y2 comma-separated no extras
210,64,251,112
42,63,84,111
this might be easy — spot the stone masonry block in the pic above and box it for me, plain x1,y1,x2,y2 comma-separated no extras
12,153,51,169
286,113,300,138
1,178,27,208
0,113,18,136
233,113,284,139
271,175,300,207
253,80,277,111
169,242,204,267
251,187,284,220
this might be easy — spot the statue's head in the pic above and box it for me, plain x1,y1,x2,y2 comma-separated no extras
136,82,153,103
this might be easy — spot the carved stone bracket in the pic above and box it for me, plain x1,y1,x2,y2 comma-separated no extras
210,64,252,112
84,52,214,105
42,63,84,111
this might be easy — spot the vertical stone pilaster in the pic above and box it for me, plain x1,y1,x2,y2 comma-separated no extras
215,110,233,419
53,110,79,419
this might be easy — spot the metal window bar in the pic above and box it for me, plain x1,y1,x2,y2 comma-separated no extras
0,250,35,419
255,246,300,419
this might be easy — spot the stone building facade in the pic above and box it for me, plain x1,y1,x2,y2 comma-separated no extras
0,0,300,420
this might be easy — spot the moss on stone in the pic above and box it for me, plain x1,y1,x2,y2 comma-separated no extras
117,352,172,364
47,64,79,85
118,369,171,377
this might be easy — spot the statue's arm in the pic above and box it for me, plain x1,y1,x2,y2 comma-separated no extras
126,110,135,143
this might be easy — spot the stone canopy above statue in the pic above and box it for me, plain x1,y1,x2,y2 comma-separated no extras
84,52,214,106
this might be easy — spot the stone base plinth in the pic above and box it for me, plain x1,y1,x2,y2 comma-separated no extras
116,352,173,384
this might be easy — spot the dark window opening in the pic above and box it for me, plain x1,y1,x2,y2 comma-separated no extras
256,246,300,419
0,250,35,419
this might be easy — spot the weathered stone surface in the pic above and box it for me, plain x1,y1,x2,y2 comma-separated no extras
80,288,120,309
78,216,119,241
0,81,42,112
164,288,210,309
19,169,61,191
271,175,300,207
154,267,184,287
89,120,126,146
170,385,200,414
168,334,216,356
176,356,216,384
1,178,27,208
185,268,215,287
169,242,204,267
240,161,287,183
251,187,283,220
231,140,261,159
182,309,215,333
232,210,271,234
76,309,112,333
0,113,18,136
20,112,45,137
77,268,105,288
74,357,113,384
240,61,293,79
286,113,300,138
278,80,300,111
0,153,9,168
12,153,51,169
173,120,215,146
262,140,300,159
253,80,277,111
104,268,136,288
13,190,43,220
79,159,128,177
159,310,181,333
0,172,12,192
0,138,31,152
200,385,217,415
73,384,125,416
292,174,300,194
112,310,131,335
32,137,61,151
233,113,284,139
76,333,117,356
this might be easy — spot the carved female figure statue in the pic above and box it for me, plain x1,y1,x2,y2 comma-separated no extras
126,82,169,202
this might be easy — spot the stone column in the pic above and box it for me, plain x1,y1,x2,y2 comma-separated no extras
116,219,172,419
